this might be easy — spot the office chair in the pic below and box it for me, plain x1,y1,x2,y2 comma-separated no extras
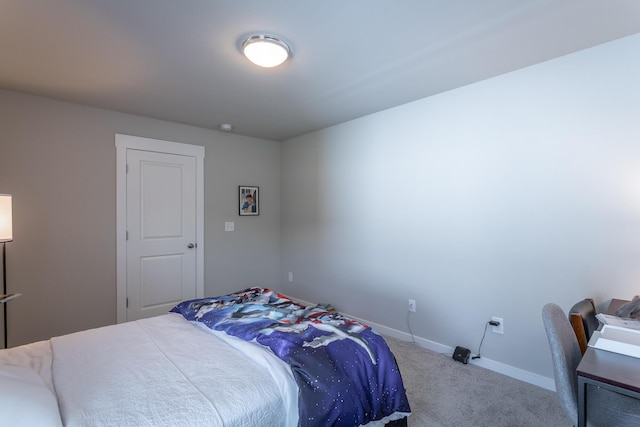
542,303,640,426
568,298,599,355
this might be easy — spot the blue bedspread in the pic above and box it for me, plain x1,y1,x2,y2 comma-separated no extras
171,288,411,427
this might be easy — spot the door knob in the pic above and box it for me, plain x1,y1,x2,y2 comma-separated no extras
187,243,196,249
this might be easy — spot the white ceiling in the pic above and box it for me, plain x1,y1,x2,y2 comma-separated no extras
1,0,639,141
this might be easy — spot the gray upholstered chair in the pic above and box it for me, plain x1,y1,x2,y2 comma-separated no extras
542,303,640,426
568,298,599,355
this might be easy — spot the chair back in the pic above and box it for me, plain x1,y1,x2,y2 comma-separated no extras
569,298,598,355
542,303,582,426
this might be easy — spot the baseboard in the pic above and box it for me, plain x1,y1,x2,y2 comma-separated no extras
291,296,556,392
348,312,556,391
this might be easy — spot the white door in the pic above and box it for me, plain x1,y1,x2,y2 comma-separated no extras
116,134,205,323
126,150,197,320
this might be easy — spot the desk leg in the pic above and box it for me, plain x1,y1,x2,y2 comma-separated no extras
577,376,587,427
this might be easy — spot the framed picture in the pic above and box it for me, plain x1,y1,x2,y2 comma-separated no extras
239,186,259,216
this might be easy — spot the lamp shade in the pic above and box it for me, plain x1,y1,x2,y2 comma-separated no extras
0,194,13,242
242,35,290,68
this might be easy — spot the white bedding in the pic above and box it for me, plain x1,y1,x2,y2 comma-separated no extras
0,338,54,389
0,313,298,427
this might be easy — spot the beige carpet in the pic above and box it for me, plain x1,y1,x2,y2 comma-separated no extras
384,335,572,426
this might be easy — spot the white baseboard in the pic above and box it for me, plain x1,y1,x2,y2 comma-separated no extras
292,296,556,392
347,312,556,391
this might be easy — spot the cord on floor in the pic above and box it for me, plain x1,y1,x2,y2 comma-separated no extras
473,321,492,360
406,310,416,344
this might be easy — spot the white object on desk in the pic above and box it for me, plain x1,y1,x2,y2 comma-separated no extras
596,313,640,331
588,325,640,358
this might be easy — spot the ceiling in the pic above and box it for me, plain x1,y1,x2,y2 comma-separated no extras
1,1,639,142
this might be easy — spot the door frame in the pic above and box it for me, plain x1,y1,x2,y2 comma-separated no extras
115,134,205,323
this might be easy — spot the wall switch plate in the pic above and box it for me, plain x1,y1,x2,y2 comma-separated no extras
408,299,416,313
491,317,504,334
224,221,234,231
288,272,293,282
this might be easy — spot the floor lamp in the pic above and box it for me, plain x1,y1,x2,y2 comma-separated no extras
0,194,14,349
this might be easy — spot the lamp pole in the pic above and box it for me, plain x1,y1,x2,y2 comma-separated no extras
2,242,7,349
0,194,13,349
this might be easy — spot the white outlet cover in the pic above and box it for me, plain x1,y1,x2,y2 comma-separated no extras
491,317,504,334
225,221,235,231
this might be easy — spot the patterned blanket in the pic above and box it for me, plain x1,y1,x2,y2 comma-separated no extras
171,288,411,427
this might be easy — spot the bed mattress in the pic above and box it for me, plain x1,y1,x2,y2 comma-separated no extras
0,313,298,427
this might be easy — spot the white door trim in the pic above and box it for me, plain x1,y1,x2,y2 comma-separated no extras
115,134,205,324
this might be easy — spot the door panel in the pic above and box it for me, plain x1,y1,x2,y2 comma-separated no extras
140,255,184,307
126,149,197,320
141,162,184,238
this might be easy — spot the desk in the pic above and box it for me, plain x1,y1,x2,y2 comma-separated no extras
576,299,640,427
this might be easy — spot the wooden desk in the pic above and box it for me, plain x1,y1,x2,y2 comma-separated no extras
576,298,640,427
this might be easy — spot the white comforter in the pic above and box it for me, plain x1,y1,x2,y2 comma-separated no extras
2,313,299,427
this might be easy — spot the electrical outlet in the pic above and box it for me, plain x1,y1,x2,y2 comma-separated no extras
288,272,293,282
408,299,416,313
491,317,504,334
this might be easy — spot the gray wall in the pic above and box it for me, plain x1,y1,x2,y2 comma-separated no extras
280,33,640,381
2,32,640,385
0,89,281,346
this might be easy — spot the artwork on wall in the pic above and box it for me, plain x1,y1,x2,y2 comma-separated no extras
239,186,259,216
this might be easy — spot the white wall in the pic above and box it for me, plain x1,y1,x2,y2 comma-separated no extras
281,33,640,382
0,89,281,346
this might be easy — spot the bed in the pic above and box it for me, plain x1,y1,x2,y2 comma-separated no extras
0,287,410,426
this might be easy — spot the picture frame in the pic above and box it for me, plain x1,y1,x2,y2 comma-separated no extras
239,186,259,216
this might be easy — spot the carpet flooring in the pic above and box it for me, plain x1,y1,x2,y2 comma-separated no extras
384,335,572,426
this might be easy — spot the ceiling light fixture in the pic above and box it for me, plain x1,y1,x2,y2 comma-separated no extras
242,34,290,68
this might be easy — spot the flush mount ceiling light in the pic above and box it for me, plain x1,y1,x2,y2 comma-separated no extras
242,34,290,68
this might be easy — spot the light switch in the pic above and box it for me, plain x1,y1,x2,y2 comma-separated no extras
225,221,235,231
